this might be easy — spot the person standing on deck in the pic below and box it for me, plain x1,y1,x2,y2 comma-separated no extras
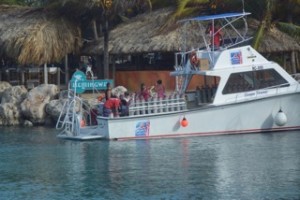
119,92,131,116
206,23,223,49
103,95,120,117
140,83,151,101
154,79,166,98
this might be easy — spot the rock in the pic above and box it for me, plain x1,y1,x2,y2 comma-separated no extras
44,116,56,126
1,85,28,104
0,81,12,101
46,89,97,123
20,84,59,125
0,86,27,126
45,99,68,120
59,90,69,99
0,103,22,125
23,120,33,127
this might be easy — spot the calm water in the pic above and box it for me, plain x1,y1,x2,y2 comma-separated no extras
0,127,300,200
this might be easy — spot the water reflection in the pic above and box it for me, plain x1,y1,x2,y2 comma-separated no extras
0,128,300,199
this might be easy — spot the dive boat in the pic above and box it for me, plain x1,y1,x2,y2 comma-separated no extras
56,12,300,140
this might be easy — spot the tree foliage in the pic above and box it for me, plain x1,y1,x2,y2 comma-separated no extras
1,0,299,73
0,0,26,5
249,0,300,49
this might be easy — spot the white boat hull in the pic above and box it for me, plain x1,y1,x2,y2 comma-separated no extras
96,93,300,140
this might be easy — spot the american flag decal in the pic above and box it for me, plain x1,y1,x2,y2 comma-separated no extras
230,50,243,65
135,120,150,137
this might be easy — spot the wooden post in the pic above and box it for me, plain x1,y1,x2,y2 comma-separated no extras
296,51,300,72
44,63,48,84
57,67,61,90
65,55,69,86
112,55,116,83
291,51,297,74
21,69,25,85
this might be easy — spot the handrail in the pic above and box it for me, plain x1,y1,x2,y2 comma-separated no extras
129,95,187,116
55,100,68,130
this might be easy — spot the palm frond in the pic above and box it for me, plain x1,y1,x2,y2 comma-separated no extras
158,0,208,32
252,22,265,50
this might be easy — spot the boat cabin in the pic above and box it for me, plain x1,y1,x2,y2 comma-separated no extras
170,12,300,107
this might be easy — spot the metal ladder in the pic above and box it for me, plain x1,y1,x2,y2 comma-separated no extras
56,88,81,136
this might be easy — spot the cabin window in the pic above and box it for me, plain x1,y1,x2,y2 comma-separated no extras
223,69,289,94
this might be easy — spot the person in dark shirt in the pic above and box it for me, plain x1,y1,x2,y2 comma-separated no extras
120,92,131,116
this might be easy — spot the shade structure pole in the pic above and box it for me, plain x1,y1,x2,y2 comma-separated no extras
44,63,48,84
65,55,69,85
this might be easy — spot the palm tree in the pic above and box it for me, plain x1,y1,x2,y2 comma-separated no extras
96,0,152,79
248,0,300,48
24,0,152,79
246,0,300,73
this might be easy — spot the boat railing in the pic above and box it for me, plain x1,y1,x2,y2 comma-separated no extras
56,87,77,131
174,50,204,71
174,51,189,70
56,100,69,130
291,73,300,83
128,94,187,116
174,49,218,73
56,87,96,136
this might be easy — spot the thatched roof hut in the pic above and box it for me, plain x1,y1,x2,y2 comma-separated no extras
82,8,186,55
258,26,300,53
82,8,300,55
248,19,300,53
0,5,82,65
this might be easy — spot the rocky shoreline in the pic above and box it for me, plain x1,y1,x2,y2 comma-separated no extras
0,81,68,127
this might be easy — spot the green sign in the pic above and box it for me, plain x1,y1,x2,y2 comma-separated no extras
70,70,113,94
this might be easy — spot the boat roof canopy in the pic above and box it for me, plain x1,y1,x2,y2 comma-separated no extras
179,12,251,22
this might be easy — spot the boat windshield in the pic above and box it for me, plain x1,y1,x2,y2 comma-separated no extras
223,69,290,94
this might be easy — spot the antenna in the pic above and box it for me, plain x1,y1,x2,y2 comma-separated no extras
242,0,245,13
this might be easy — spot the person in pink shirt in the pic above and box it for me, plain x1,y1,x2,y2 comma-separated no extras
140,83,151,101
155,79,166,98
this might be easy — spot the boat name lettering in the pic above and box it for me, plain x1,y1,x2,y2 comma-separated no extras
257,90,268,95
244,92,255,97
252,65,263,70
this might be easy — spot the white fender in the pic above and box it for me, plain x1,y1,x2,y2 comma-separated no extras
274,109,287,126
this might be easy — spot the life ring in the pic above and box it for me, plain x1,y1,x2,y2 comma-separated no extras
189,51,199,66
